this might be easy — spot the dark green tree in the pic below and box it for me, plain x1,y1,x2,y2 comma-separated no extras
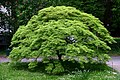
111,0,120,36
1,0,120,37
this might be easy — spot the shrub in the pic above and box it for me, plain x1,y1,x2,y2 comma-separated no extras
9,6,115,74
109,37,120,54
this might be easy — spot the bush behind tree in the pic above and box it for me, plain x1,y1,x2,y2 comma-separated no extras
9,6,115,74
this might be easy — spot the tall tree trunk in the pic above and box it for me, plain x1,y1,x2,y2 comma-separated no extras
103,0,113,33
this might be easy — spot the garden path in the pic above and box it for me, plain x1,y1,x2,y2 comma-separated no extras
107,56,120,73
0,56,120,72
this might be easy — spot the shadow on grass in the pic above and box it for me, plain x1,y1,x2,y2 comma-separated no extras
8,60,112,75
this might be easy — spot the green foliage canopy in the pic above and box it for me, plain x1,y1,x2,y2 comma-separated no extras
9,6,115,73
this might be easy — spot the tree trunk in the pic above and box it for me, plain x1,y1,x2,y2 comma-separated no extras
103,0,113,33
56,50,63,62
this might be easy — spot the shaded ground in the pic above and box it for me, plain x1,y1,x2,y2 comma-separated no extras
0,56,120,72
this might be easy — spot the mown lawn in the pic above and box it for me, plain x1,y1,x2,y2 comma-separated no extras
0,63,120,80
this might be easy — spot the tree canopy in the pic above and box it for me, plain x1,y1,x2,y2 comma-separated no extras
9,6,115,74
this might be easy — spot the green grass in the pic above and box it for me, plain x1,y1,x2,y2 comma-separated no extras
0,63,120,80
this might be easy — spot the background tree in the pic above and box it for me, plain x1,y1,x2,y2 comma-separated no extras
1,0,120,39
0,1,14,47
111,0,120,36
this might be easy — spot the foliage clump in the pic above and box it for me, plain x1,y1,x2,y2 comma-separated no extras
9,6,115,74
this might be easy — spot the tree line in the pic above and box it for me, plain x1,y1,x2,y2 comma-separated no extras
0,0,120,37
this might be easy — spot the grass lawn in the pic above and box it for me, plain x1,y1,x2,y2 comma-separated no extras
0,63,120,80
